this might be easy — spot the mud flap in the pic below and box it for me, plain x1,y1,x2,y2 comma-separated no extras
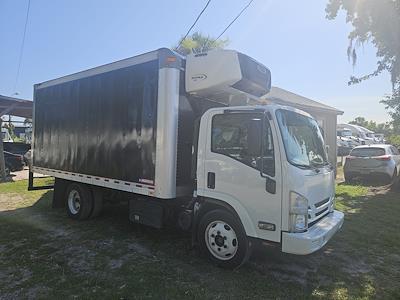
52,178,68,208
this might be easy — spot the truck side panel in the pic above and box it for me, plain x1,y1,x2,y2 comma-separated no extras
33,59,159,184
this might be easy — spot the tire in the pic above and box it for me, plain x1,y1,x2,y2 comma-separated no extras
391,168,399,186
344,174,353,184
395,171,400,191
197,209,251,269
5,163,12,173
65,183,93,220
5,166,10,177
90,187,103,218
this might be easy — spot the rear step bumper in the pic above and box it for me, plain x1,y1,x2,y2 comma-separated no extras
281,210,344,255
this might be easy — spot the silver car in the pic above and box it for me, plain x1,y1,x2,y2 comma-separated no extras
344,144,400,184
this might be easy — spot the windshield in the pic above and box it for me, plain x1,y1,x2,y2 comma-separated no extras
341,130,352,137
276,109,328,168
350,148,385,157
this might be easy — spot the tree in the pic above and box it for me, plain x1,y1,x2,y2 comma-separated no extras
348,116,394,136
326,1,400,127
349,117,369,128
3,122,16,140
174,32,229,56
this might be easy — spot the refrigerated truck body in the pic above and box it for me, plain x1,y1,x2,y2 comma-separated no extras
32,48,344,268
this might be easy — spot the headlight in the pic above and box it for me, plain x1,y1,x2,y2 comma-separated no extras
289,192,308,232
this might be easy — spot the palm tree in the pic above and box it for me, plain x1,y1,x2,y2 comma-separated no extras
174,32,229,56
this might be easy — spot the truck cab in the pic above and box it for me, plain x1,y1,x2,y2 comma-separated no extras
193,104,343,267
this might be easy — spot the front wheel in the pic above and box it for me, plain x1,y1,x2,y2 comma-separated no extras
198,209,251,269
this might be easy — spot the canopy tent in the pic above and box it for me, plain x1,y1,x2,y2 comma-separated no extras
0,95,33,118
1,95,33,181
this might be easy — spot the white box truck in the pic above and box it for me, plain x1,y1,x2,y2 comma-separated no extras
31,48,344,268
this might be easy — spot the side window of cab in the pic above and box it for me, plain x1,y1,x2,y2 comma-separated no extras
211,112,275,176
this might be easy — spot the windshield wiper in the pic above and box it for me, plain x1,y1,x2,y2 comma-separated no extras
310,161,333,171
291,162,314,170
310,162,326,167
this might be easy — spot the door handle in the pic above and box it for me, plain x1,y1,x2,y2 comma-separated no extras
207,172,215,189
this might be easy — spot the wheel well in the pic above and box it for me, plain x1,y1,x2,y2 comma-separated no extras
192,197,246,246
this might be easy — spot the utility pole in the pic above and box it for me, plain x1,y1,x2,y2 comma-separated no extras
0,118,7,181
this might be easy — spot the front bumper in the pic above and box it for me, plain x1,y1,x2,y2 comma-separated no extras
281,210,344,255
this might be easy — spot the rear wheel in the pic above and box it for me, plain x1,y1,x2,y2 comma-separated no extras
90,187,103,218
391,168,399,186
66,183,93,220
344,173,353,184
198,209,251,269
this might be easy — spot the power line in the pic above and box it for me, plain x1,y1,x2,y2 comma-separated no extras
215,0,254,41
12,0,31,93
177,0,212,48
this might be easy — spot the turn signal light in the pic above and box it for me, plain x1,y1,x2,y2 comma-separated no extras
166,56,177,63
375,155,391,161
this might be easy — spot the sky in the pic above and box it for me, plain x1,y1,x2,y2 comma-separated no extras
0,0,393,124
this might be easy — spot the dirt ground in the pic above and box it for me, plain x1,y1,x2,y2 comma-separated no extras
1,179,399,299
6,168,47,182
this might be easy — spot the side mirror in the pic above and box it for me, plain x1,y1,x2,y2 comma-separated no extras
266,177,276,194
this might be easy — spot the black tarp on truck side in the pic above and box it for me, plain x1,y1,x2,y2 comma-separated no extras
33,59,159,183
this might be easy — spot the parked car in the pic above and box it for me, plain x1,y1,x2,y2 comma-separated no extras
4,151,25,172
3,142,31,165
374,133,387,144
344,145,400,184
337,136,353,156
337,128,365,147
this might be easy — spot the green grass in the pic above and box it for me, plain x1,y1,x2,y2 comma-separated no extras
1,179,400,299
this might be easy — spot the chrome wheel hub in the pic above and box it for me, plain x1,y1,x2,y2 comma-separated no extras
68,190,81,215
205,220,238,261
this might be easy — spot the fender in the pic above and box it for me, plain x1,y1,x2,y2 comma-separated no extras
196,189,258,238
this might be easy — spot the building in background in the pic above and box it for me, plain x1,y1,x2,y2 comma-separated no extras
263,86,344,167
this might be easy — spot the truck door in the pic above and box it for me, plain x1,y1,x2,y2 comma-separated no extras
198,111,282,242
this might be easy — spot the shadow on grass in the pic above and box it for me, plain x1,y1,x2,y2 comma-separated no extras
1,186,400,299
338,178,392,187
2,173,16,183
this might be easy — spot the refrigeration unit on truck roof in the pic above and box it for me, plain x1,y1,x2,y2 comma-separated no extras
185,50,271,105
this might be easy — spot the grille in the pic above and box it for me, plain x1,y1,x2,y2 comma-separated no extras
315,198,330,208
308,197,331,228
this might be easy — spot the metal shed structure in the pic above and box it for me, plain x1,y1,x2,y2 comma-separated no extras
264,87,343,167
